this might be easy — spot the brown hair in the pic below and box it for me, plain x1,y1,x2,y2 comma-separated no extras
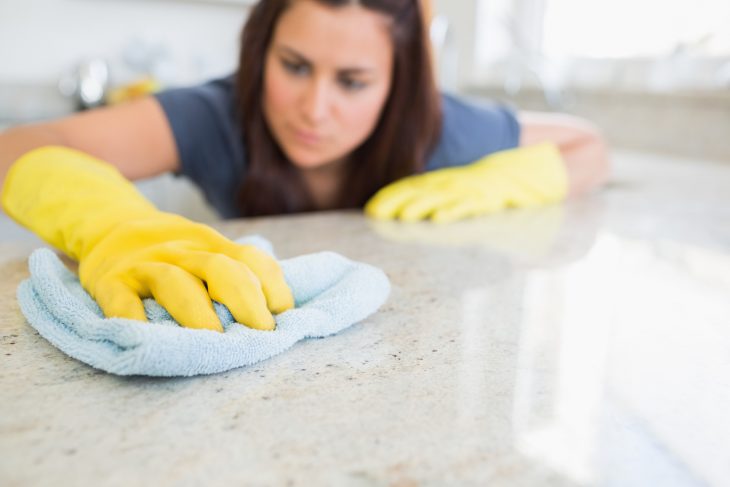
235,0,442,216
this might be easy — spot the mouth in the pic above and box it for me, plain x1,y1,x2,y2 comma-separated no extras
290,126,324,146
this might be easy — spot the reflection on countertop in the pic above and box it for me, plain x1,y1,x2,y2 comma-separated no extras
0,150,728,486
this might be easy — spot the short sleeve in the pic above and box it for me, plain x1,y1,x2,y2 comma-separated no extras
426,93,521,171
154,76,245,218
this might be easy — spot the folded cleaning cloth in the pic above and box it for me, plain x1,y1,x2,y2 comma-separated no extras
16,236,390,377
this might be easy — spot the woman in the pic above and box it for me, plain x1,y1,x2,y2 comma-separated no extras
0,0,608,330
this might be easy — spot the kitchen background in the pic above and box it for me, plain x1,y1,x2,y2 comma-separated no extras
1,0,729,235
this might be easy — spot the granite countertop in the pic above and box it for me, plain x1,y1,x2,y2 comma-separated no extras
1,151,729,486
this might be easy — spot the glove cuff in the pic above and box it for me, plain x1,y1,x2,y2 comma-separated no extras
1,146,158,260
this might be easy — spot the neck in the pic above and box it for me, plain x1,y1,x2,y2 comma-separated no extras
298,159,350,210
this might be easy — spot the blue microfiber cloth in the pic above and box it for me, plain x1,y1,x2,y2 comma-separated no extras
16,236,390,377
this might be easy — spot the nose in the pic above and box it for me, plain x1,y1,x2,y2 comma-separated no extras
300,77,331,126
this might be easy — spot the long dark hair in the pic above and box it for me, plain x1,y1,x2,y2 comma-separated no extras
235,0,442,216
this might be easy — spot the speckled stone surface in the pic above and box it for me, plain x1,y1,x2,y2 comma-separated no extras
1,150,729,486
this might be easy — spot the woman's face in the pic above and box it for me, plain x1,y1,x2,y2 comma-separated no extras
263,0,394,171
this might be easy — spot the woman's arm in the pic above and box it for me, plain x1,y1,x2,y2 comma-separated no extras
519,111,610,197
0,96,179,188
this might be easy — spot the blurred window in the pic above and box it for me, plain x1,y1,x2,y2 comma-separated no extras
543,0,730,58
471,0,730,92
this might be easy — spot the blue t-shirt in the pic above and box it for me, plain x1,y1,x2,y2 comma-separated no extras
155,76,520,218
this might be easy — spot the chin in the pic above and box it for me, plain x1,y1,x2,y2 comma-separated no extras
288,154,327,169
284,146,337,170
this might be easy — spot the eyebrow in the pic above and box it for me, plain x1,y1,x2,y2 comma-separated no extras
275,45,375,75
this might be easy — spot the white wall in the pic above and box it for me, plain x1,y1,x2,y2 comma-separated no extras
0,0,250,86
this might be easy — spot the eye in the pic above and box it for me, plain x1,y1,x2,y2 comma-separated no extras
338,76,367,92
282,59,310,76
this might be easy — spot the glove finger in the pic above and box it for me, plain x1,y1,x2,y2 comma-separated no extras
133,262,223,332
364,184,425,220
431,203,479,224
94,278,147,322
220,244,294,316
431,193,507,223
431,202,489,224
171,228,293,315
175,251,277,331
398,191,458,222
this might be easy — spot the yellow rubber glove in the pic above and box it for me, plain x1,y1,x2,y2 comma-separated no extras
1,146,294,332
365,143,568,223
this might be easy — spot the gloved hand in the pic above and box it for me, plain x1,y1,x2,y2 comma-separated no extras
365,143,568,223
1,146,294,332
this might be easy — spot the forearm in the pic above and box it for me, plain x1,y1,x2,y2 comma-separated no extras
2,98,180,187
519,111,610,197
0,124,67,189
